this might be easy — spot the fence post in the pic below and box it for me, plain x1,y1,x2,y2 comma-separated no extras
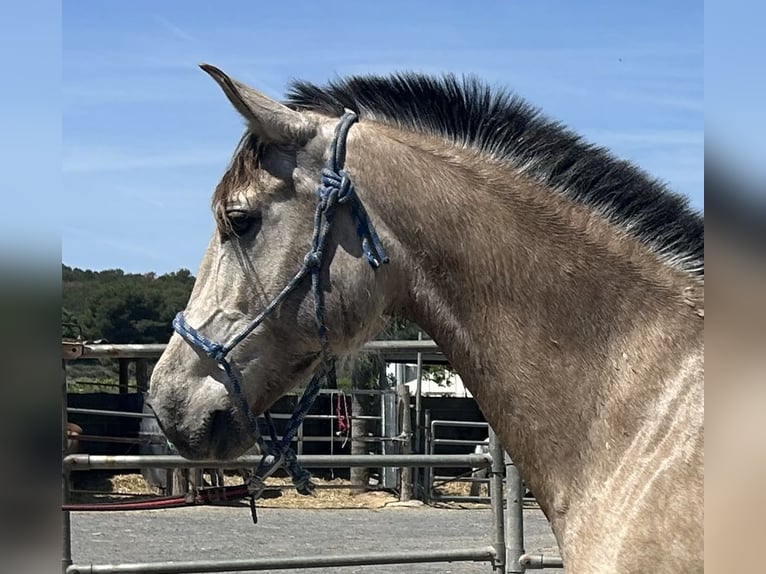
424,409,432,504
135,359,149,393
396,380,412,501
488,429,506,573
350,361,370,493
380,389,398,489
171,469,188,496
413,331,424,498
505,453,525,573
118,358,130,394
62,359,72,574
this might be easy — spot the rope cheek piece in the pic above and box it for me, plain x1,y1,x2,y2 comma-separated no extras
171,111,388,523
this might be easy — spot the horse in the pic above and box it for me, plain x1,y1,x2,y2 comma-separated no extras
147,65,704,573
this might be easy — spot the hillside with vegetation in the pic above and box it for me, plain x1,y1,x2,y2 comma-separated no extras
62,264,425,343
62,265,196,343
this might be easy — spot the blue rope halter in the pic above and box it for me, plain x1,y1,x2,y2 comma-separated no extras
171,111,388,522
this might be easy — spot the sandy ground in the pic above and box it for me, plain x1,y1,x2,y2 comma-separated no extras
69,472,504,510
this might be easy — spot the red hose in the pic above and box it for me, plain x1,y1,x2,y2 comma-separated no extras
62,484,251,512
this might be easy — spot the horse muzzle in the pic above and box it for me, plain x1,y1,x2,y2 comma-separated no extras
146,375,260,461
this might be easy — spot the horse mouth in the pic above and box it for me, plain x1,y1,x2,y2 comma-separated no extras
207,408,250,459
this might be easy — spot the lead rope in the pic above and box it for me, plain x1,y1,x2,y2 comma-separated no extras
336,391,350,449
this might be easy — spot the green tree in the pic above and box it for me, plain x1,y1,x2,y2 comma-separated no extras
62,265,195,343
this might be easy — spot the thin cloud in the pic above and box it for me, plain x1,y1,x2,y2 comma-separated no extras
64,85,212,106
607,90,703,113
153,15,196,42
63,146,231,173
64,226,171,263
111,184,219,210
584,129,704,148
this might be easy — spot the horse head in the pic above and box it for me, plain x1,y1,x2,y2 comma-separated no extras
147,65,395,460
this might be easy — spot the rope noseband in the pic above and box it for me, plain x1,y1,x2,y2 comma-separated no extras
172,111,388,522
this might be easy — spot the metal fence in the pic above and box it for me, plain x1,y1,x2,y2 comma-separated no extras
63,440,563,573
426,418,492,503
64,445,508,572
62,341,563,573
65,389,396,495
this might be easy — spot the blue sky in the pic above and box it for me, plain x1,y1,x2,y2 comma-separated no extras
62,0,703,275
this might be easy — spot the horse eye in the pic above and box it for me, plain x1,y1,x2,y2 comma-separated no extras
226,210,262,237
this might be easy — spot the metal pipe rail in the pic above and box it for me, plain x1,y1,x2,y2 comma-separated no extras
63,339,446,364
64,453,493,471
269,412,382,421
431,420,490,429
276,435,407,443
432,438,491,446
67,407,382,421
71,434,163,446
519,553,565,569
67,407,156,419
66,546,497,573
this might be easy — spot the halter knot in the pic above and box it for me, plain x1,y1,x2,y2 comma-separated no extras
210,347,228,364
319,168,353,201
284,449,315,495
338,172,353,201
303,251,322,269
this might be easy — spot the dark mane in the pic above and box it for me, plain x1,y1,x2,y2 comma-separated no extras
286,73,704,276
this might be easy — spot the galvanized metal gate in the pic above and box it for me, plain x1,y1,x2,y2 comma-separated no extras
62,341,563,573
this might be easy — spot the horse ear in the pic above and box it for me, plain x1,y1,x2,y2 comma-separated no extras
199,63,314,144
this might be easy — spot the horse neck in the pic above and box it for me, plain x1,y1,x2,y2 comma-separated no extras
347,123,704,523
